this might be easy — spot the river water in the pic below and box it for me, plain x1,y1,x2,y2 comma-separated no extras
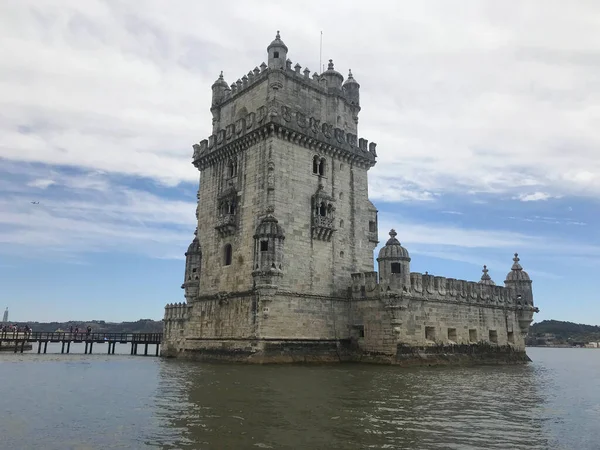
0,346,597,449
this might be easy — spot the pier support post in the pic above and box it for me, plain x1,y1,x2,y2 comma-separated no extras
67,341,71,354
130,342,134,355
155,344,160,356
44,341,48,353
61,341,65,354
144,343,148,356
84,342,88,354
21,340,25,353
89,342,93,354
38,341,42,354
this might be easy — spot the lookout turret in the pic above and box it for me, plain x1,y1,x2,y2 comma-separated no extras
377,229,411,289
267,31,288,70
211,71,229,106
182,229,202,302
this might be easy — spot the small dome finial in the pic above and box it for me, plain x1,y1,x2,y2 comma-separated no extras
276,30,280,39
479,264,495,285
348,69,353,79
389,229,397,239
514,253,519,262
219,71,223,78
328,59,334,70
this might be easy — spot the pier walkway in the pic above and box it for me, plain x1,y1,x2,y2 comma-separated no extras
0,331,162,355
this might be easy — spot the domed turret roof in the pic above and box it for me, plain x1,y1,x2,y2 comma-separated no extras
478,265,495,286
267,30,288,52
254,214,285,239
322,59,343,80
186,237,201,256
211,71,229,89
505,253,531,282
343,69,359,86
377,229,410,261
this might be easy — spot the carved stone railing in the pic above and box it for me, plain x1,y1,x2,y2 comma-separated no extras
312,215,335,241
215,214,237,237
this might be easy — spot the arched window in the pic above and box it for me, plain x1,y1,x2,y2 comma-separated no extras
224,244,232,266
318,158,325,176
319,202,326,217
313,156,319,174
391,263,401,274
339,219,344,228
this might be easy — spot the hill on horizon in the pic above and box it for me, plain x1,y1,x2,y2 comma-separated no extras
528,320,600,345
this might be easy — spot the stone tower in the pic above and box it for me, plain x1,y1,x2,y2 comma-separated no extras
163,32,538,365
187,31,379,298
2,307,7,323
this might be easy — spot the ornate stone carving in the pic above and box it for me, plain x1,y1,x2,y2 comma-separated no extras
311,184,336,242
281,106,292,122
257,105,267,123
217,129,225,145
296,111,307,128
235,118,245,135
309,117,320,134
226,124,234,141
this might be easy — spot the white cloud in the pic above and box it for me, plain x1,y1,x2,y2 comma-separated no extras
0,169,196,260
514,192,553,202
27,178,55,189
0,0,598,200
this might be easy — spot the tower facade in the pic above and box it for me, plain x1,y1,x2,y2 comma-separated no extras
190,31,378,298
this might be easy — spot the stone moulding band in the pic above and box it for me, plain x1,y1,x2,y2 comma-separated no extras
193,115,376,171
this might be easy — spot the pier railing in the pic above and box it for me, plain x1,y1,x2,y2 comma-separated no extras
0,331,163,355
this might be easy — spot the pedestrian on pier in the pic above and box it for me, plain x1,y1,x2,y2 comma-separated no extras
86,326,91,337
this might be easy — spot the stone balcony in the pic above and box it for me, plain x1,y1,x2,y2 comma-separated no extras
215,214,237,237
312,215,335,242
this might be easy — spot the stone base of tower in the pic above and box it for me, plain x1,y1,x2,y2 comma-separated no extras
162,291,533,365
162,338,530,365
162,338,354,363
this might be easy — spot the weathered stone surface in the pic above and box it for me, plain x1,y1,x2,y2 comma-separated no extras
163,33,538,366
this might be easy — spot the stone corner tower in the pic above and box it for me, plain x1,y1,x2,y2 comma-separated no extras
185,31,379,301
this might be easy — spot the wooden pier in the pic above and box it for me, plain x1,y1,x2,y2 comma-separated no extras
0,331,162,356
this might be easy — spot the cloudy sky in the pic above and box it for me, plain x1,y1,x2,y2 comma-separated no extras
1,1,598,324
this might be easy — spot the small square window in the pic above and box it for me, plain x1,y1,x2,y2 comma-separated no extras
469,329,477,342
508,331,514,344
448,328,457,342
274,51,279,58
391,263,401,274
425,326,435,341
260,241,269,252
489,330,498,344
369,221,377,232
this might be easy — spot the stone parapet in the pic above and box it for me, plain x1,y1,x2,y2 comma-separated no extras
192,105,376,171
164,302,188,321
